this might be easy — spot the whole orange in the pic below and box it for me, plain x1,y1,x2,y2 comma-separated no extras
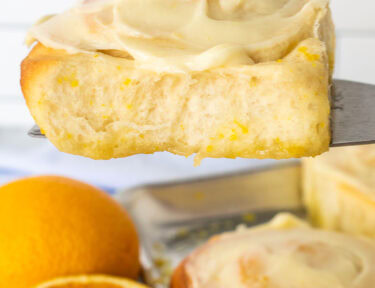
0,176,140,288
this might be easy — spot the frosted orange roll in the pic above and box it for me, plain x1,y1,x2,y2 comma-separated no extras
171,214,375,288
303,145,375,238
22,0,335,162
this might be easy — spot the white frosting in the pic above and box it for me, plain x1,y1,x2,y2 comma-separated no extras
27,0,329,72
185,214,375,288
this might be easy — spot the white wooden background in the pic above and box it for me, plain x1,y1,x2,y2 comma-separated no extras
1,0,375,127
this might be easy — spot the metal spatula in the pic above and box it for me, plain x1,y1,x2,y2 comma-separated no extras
28,79,375,147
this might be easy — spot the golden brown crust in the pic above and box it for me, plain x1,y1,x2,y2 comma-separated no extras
21,44,62,108
170,260,191,288
170,235,223,288
20,44,39,106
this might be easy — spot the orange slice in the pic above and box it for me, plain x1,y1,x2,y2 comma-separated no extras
35,275,150,288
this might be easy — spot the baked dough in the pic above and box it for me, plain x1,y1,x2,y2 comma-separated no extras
303,145,375,238
21,0,335,162
171,213,375,288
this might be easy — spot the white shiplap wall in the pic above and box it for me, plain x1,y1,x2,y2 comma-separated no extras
1,0,375,126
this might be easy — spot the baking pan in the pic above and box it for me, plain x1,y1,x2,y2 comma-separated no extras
115,161,304,287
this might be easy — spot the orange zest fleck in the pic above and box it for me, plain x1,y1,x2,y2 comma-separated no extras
70,80,79,88
229,134,238,141
234,120,249,134
298,46,320,62
249,77,257,88
206,145,214,153
123,78,132,86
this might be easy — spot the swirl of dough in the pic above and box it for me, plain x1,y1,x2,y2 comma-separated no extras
172,214,375,288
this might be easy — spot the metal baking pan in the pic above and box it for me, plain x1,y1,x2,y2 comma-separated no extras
115,161,304,288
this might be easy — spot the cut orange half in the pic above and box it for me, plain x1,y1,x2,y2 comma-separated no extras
35,275,150,288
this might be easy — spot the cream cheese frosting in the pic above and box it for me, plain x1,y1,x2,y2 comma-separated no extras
184,214,375,288
27,0,330,72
